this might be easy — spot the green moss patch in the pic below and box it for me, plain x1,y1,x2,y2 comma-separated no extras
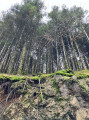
75,70,89,79
56,69,74,77
0,74,39,83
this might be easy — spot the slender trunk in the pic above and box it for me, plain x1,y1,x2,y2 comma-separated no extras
74,41,87,70
56,41,60,71
69,34,79,70
0,46,11,72
46,51,48,73
17,43,26,74
83,28,89,41
32,59,35,74
9,26,25,73
65,35,72,69
61,35,69,69
84,56,89,69
0,43,8,63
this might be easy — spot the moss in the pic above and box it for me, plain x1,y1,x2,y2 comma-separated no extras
40,76,46,83
0,74,46,84
30,76,39,84
64,76,71,80
77,74,89,79
78,79,89,101
52,79,59,93
0,69,74,84
78,79,89,91
31,76,39,81
41,73,55,78
0,75,9,83
56,70,73,77
66,69,74,74
79,82,89,101
0,74,39,84
63,77,75,86
47,73,55,77
0,74,26,83
10,76,25,82
75,70,89,79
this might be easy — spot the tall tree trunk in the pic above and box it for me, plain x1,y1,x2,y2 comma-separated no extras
83,28,89,41
74,41,87,70
17,43,26,74
61,35,69,69
0,46,11,72
69,34,79,70
56,41,60,71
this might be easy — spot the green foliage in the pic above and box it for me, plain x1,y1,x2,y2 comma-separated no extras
48,6,59,22
37,24,48,36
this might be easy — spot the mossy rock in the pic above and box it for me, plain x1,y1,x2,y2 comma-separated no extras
56,70,74,77
77,74,89,79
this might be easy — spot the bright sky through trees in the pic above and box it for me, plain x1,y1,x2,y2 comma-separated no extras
0,0,89,23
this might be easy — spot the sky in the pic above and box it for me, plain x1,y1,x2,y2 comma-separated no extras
0,0,89,12
0,0,89,22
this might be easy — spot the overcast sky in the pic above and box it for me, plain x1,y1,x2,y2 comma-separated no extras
0,0,89,12
0,0,89,22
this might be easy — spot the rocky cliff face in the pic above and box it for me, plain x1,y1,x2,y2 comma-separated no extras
0,70,89,120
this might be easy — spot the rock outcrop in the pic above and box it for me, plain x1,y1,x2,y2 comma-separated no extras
0,71,89,120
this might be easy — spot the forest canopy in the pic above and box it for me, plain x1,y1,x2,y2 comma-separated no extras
0,0,89,74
